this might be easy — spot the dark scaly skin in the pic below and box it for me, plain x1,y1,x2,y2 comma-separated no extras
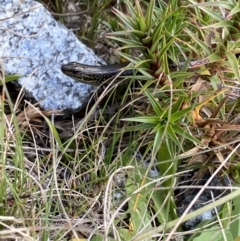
61,59,209,86
61,62,135,85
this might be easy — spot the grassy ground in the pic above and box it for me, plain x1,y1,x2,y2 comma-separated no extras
1,0,240,240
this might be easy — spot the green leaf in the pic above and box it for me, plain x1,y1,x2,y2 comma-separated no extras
184,28,211,55
138,16,147,32
226,52,240,81
152,126,165,155
123,123,156,132
229,4,240,16
144,89,163,116
193,227,233,241
124,0,138,18
145,0,155,29
189,1,225,22
170,106,193,122
123,116,160,124
125,166,152,237
167,124,181,147
230,192,240,239
91,235,115,241
107,30,146,37
207,53,223,63
44,118,63,147
117,43,146,50
0,74,20,85
192,1,233,10
170,71,194,80
112,7,138,29
151,190,169,224
106,35,144,46
151,21,165,47
221,201,232,227
170,96,184,114
158,37,176,61
201,20,233,29
173,124,202,145
141,35,152,45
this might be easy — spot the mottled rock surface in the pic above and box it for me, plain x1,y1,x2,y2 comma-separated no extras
176,170,230,230
0,0,104,111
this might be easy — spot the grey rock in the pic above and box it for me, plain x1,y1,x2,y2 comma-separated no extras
176,170,230,230
0,0,104,111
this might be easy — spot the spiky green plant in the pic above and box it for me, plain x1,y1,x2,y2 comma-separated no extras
91,0,240,240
